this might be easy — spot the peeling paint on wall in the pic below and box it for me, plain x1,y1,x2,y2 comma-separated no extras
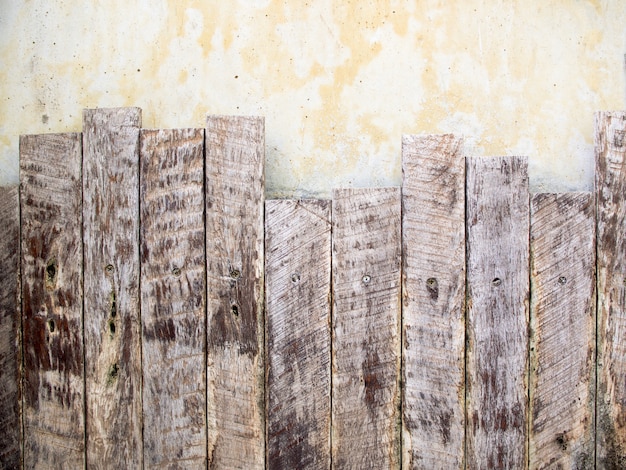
1,0,624,196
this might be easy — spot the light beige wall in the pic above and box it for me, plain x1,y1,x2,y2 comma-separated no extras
1,0,624,196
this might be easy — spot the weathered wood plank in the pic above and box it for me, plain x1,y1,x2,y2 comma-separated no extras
20,133,84,468
206,115,265,468
529,192,595,469
466,156,529,470
265,199,331,469
596,110,626,468
140,128,206,467
0,185,21,468
331,188,401,469
401,134,466,469
82,108,142,468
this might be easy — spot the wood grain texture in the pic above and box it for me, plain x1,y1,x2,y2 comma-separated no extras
20,134,84,468
596,110,626,468
0,185,21,468
466,156,529,470
140,128,206,467
529,192,595,469
401,134,465,469
332,188,401,469
82,108,142,468
206,115,265,469
265,199,331,469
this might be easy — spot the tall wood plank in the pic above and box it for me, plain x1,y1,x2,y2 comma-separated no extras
0,186,21,468
20,134,84,468
82,108,142,468
466,156,529,469
266,199,332,469
332,188,401,469
140,128,206,467
401,134,465,469
206,115,265,468
529,193,595,469
596,110,626,467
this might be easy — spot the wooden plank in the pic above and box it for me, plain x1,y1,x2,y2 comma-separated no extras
331,188,401,469
206,115,265,468
140,128,206,467
0,185,21,467
265,199,331,469
596,110,626,467
20,133,84,468
82,108,142,468
529,192,595,469
466,156,529,469
401,134,465,469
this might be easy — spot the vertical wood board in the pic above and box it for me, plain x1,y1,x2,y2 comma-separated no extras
466,156,529,469
596,110,626,467
266,199,332,469
205,115,265,469
20,134,84,468
332,188,401,469
82,108,142,468
140,128,207,467
401,134,466,469
0,185,21,468
529,192,595,469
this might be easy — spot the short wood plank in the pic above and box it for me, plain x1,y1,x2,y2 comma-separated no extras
266,199,331,469
529,193,595,469
596,110,626,467
401,134,466,469
332,188,401,469
0,185,21,467
466,156,529,470
20,134,84,468
140,128,206,467
82,108,142,468
206,116,265,469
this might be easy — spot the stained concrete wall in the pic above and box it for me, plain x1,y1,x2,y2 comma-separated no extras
1,1,624,196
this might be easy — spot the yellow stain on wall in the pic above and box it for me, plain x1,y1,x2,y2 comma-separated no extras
0,0,624,195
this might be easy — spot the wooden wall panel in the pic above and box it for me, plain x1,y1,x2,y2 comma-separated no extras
265,199,332,469
20,133,84,468
529,192,595,469
466,156,529,469
0,186,21,468
401,134,466,469
205,116,265,468
140,128,206,467
332,188,401,469
83,108,142,468
596,110,626,467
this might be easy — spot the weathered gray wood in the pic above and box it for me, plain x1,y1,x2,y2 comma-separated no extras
596,110,626,467
140,128,206,467
206,115,265,468
529,192,595,469
82,108,142,468
466,156,529,469
401,134,465,469
265,199,331,469
20,134,84,468
0,185,21,468
332,188,401,469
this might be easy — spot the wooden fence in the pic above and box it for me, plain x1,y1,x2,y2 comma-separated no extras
1,107,626,468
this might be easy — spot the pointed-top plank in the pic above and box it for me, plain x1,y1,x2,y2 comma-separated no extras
20,133,85,468
596,110,626,467
206,115,265,469
466,156,529,470
83,107,143,469
402,134,465,469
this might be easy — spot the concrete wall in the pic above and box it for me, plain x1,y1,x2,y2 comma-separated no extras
1,0,624,196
